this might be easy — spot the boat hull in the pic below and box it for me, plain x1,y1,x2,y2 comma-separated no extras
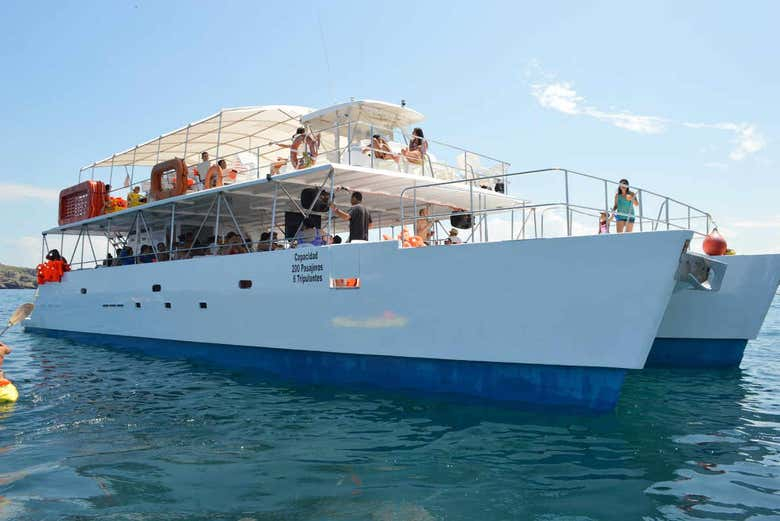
26,231,692,411
25,328,627,411
650,254,780,368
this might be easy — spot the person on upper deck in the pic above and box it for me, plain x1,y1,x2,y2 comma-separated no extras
194,151,210,191
416,206,433,244
330,191,372,242
401,128,428,165
363,134,399,163
127,186,146,207
612,179,639,233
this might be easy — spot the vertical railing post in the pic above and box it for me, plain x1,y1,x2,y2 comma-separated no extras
564,170,571,236
638,189,644,232
604,180,609,213
256,146,261,179
369,124,374,169
687,207,691,230
328,170,334,239
183,124,191,166
665,197,670,230
347,121,352,165
706,215,710,235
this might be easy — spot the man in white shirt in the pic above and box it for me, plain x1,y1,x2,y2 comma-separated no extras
193,151,210,191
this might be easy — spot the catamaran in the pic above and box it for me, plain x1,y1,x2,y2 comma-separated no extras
24,100,775,412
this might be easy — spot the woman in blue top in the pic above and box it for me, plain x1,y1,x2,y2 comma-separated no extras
612,178,639,233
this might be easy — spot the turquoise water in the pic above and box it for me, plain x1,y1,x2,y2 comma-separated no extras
1,290,778,520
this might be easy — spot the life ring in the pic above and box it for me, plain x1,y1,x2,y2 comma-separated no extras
204,165,223,189
150,158,188,201
290,133,319,170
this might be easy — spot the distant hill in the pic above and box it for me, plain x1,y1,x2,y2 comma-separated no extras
0,264,37,289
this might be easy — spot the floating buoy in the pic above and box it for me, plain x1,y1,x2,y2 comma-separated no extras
703,228,727,256
0,379,18,403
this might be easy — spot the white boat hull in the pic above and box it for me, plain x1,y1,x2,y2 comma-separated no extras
649,254,780,367
27,231,692,410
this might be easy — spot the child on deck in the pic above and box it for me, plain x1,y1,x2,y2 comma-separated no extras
598,211,612,234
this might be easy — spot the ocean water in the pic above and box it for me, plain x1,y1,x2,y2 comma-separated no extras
0,289,778,521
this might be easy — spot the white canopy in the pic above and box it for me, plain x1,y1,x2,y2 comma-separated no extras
302,100,424,135
86,105,314,169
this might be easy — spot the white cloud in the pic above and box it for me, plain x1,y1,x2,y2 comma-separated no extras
0,184,59,202
732,216,780,229
530,81,667,134
527,65,767,160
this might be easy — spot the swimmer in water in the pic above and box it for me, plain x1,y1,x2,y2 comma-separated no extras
0,341,10,380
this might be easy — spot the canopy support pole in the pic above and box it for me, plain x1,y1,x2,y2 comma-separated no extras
130,146,138,186
169,204,176,259
190,195,218,252
108,155,115,189
222,194,250,252
214,193,222,251
155,136,162,164
183,124,191,165
138,210,157,260
215,112,223,160
269,183,278,249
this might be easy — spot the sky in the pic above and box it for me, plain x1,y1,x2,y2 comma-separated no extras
1,0,778,266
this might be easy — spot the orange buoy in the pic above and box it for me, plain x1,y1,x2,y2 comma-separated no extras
703,228,727,256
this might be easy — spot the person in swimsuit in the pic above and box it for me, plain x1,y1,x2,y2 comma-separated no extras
598,211,612,234
363,134,399,163
401,127,428,164
612,179,639,233
415,207,433,243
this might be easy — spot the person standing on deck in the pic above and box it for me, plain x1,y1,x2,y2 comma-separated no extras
330,191,372,242
612,178,639,233
194,151,210,191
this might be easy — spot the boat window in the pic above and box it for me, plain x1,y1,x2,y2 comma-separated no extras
199,302,207,309
164,302,171,309
152,284,161,292
238,280,252,289
80,288,87,294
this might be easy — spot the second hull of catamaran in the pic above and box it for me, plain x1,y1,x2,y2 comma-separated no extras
648,253,780,368
27,231,692,412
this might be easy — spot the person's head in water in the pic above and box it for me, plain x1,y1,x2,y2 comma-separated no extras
350,191,363,205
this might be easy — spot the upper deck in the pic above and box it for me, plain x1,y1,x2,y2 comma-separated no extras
44,99,717,269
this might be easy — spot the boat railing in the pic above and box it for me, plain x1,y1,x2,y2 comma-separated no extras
82,118,510,204
399,168,714,244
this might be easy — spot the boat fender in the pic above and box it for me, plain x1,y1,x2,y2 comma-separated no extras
703,228,727,256
0,379,18,403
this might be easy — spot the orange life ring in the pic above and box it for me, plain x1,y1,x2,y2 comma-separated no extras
150,158,188,201
290,134,319,169
204,165,223,189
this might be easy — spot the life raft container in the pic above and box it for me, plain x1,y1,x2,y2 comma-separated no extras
150,158,188,201
290,133,319,169
58,180,106,225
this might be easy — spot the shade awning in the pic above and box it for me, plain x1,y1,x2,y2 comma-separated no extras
301,100,424,135
86,105,314,169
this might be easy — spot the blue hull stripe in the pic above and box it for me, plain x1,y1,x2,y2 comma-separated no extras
25,327,626,412
646,338,748,368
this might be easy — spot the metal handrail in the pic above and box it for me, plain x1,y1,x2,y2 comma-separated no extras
399,167,713,242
